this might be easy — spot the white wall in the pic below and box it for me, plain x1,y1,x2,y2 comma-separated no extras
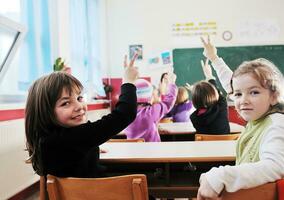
105,0,284,86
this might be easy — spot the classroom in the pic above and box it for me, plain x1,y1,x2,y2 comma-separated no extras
1,0,284,199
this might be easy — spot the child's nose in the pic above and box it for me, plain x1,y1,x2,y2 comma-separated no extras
240,94,249,104
74,101,84,111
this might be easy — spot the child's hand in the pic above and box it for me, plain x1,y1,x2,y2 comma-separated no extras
201,58,214,80
159,73,169,95
123,53,139,84
99,148,108,153
201,36,218,62
167,68,177,84
197,174,219,200
185,83,193,91
158,127,170,134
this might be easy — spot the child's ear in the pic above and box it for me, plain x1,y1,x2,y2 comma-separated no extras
270,91,279,106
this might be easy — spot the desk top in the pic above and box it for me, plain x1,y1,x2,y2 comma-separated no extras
100,141,236,163
158,122,244,134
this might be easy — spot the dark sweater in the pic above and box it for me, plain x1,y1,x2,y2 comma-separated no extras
41,83,137,178
190,79,230,134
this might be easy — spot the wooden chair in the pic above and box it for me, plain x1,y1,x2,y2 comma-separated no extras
40,176,48,200
195,133,241,141
220,181,277,200
46,174,149,200
107,138,145,142
25,159,47,200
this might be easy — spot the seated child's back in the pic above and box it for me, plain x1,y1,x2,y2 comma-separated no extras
166,86,194,122
124,73,177,142
190,59,230,134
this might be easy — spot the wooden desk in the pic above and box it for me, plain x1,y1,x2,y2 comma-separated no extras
158,122,244,135
100,141,236,198
115,122,244,141
100,141,236,163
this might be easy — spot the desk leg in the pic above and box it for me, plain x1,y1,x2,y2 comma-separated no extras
165,163,170,186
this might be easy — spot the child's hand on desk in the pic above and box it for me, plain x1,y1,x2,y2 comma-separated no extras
197,174,220,200
158,128,170,134
99,148,108,153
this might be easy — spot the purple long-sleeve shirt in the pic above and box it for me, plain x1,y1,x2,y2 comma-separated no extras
166,101,193,122
124,83,177,142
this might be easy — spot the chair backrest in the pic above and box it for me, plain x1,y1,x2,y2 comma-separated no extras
47,174,149,200
195,133,241,141
107,138,145,142
220,182,277,200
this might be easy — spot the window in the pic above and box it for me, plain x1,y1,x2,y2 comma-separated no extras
69,0,104,98
0,0,52,102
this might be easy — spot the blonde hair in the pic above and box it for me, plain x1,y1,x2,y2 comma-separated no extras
231,58,284,113
191,81,218,109
176,87,189,104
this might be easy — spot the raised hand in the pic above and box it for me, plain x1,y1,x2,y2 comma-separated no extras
123,53,139,84
185,83,193,91
201,58,214,80
201,35,218,62
165,66,176,84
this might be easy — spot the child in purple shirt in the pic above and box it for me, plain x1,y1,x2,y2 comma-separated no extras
166,87,194,122
124,72,177,142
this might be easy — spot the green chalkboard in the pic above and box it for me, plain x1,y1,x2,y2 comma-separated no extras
173,45,284,92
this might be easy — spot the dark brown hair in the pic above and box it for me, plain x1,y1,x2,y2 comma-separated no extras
191,81,218,109
25,72,83,175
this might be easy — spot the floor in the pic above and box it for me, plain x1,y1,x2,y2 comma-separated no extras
22,191,39,200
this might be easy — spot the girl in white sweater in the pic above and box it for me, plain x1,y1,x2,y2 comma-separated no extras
197,36,284,199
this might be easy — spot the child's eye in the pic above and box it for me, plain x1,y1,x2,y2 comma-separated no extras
233,92,242,98
61,102,70,106
77,95,84,102
250,90,260,96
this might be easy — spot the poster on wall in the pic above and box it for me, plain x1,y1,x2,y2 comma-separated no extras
148,57,159,64
161,51,171,65
129,44,143,60
148,50,172,68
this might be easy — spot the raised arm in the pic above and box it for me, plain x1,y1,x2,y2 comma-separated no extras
151,71,178,122
201,58,214,80
123,53,139,84
201,36,233,93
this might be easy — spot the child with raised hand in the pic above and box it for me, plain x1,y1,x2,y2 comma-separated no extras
197,37,284,199
25,54,139,178
165,86,194,122
124,71,177,142
189,58,230,134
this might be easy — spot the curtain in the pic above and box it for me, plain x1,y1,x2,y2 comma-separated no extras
69,0,104,97
18,0,52,91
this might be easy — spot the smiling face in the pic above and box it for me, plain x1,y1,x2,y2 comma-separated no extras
54,88,87,127
232,73,277,121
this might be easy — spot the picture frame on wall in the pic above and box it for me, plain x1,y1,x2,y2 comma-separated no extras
129,44,143,60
